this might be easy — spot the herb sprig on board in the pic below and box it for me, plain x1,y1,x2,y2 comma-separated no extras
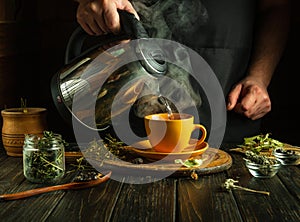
81,135,128,162
238,133,283,154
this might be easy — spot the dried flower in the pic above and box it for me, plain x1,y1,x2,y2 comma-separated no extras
222,178,270,196
190,170,198,180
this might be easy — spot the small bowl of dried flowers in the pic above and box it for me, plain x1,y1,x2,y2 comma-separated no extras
244,151,281,178
273,147,300,165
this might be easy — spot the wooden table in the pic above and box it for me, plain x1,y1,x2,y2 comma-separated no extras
0,144,299,222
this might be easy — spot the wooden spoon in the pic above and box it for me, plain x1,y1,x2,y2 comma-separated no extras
0,171,111,201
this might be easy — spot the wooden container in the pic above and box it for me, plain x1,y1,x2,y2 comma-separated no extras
1,107,47,157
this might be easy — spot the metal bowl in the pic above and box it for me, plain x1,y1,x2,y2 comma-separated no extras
245,159,281,178
273,148,300,165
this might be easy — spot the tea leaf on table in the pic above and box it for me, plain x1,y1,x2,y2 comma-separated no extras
174,158,203,168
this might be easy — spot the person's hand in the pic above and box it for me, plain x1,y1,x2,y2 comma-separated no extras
76,0,139,36
226,76,271,120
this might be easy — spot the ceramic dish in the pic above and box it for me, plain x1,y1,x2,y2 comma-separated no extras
127,140,209,161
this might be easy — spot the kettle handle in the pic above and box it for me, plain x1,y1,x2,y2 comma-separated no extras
65,10,149,65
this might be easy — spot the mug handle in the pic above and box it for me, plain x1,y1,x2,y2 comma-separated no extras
189,124,207,147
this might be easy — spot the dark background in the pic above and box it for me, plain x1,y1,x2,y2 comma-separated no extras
0,0,299,145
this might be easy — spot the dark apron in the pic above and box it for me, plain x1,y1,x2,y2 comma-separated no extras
131,0,260,143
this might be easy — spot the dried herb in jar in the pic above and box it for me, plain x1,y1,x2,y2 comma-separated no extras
23,131,67,184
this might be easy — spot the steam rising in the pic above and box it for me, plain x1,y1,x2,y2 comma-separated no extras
130,0,209,117
131,0,208,40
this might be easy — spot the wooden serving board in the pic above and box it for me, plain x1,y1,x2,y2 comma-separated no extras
87,148,232,178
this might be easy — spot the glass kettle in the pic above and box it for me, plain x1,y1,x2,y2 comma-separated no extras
51,10,168,132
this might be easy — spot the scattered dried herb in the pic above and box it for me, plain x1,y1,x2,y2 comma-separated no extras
79,135,130,165
104,135,128,158
68,135,141,175
238,133,283,154
222,178,270,196
68,156,94,173
74,170,103,182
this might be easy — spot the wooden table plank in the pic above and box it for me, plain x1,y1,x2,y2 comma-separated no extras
227,152,300,222
0,192,67,221
0,157,23,192
47,179,124,221
277,165,300,201
0,151,7,162
110,177,176,222
177,172,243,222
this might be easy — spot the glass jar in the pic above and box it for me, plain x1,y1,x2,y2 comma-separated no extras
23,133,65,184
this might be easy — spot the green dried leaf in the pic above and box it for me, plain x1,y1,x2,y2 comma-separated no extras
175,159,203,168
238,133,283,153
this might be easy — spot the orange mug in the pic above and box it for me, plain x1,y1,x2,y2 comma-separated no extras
144,113,207,153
